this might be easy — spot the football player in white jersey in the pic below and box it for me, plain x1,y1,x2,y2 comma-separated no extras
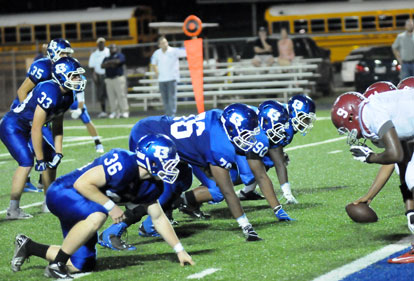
331,84,414,233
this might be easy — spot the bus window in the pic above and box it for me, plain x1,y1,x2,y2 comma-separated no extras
327,18,341,32
271,21,290,34
19,26,31,42
294,19,308,33
96,21,108,38
35,25,47,41
5,27,17,42
379,15,393,28
80,23,93,40
395,14,409,28
361,16,376,30
111,21,129,37
50,25,62,40
310,19,325,33
344,17,359,31
65,23,78,40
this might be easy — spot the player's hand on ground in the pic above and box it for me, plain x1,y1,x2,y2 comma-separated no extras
109,205,125,224
177,251,195,266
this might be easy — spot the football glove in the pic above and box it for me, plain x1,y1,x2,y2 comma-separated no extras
274,205,295,221
35,160,47,172
70,108,82,119
47,153,63,169
350,145,373,163
406,210,414,234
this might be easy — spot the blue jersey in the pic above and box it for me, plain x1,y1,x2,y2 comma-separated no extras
45,148,162,272
129,110,237,169
8,80,74,128
11,58,52,110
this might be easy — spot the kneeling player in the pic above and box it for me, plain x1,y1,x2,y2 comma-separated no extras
10,134,194,279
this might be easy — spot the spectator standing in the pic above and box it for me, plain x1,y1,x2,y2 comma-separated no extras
151,36,187,117
392,19,414,79
277,28,295,66
89,37,110,118
101,44,129,119
252,26,275,67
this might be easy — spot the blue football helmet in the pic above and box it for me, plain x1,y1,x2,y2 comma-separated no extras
135,134,180,184
221,103,260,152
47,38,74,63
258,100,290,145
287,94,316,135
52,57,86,91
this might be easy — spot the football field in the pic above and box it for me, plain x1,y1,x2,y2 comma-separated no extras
0,109,412,280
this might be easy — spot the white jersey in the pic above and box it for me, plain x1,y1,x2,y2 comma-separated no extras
359,88,414,142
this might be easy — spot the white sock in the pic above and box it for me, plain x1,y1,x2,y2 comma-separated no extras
236,213,250,228
9,200,19,210
281,182,292,195
242,182,257,193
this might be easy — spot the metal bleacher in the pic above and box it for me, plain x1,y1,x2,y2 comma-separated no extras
127,57,320,111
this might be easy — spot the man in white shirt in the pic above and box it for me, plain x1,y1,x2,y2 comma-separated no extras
392,19,414,79
88,37,110,118
331,89,414,233
151,36,187,117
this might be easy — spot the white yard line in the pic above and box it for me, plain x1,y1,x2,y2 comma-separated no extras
0,201,42,214
187,268,221,279
64,124,134,130
285,136,346,151
328,150,343,154
313,236,413,281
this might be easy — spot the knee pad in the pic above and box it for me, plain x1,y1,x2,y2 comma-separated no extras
405,159,414,191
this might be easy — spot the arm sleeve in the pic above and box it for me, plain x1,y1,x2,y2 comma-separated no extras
75,91,85,103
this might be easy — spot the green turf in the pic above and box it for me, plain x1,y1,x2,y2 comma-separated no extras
0,110,408,280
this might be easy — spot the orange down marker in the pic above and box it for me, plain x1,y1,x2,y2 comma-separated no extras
183,15,204,113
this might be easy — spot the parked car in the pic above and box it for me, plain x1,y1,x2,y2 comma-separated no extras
341,47,370,86
239,36,334,96
353,46,400,93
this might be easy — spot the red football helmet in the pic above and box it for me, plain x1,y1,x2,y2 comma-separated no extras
363,81,396,98
331,92,365,142
397,76,414,90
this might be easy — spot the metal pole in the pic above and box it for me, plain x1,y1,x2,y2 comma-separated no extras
252,2,257,36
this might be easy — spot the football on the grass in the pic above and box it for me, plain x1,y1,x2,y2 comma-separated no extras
345,203,378,223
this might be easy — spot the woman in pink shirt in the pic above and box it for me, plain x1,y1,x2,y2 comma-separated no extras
277,28,295,66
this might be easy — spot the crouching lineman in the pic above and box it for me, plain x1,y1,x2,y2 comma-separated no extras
10,134,194,279
331,86,414,233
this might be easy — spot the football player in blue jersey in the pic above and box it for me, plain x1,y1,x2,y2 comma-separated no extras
237,95,316,203
97,162,194,248
0,56,86,220
119,104,262,241
16,39,104,193
10,134,194,279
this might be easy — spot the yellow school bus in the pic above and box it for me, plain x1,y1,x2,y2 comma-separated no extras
265,1,414,62
0,6,157,52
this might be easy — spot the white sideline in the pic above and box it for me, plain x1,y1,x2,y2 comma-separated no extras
313,237,412,281
187,268,221,279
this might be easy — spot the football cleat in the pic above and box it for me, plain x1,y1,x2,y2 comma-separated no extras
23,181,42,193
95,144,104,153
274,205,295,221
178,203,211,219
165,209,179,226
238,190,264,201
44,262,73,279
6,208,33,220
388,245,414,264
138,223,161,238
98,222,136,251
11,234,31,272
242,224,262,242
